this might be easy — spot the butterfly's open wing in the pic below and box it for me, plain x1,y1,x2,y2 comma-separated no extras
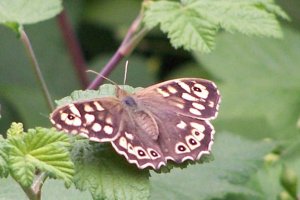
135,78,220,120
111,112,214,169
50,97,124,142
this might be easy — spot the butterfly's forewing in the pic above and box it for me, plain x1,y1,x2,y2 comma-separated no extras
50,97,123,142
135,78,220,120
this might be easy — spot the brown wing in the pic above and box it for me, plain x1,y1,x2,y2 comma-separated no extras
111,112,214,169
50,97,124,142
134,78,221,120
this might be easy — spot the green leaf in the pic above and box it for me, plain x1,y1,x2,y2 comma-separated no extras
55,84,137,107
0,135,9,178
144,1,217,52
6,122,23,138
195,27,300,139
150,133,274,200
7,127,74,187
0,0,63,26
72,140,150,200
143,0,288,52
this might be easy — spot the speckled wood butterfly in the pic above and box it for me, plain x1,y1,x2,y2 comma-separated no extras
50,78,221,169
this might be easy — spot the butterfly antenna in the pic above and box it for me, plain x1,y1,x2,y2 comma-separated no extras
86,70,120,88
123,60,129,85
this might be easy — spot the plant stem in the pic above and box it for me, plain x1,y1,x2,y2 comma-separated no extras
31,172,48,200
20,185,39,200
57,10,89,88
20,28,54,111
12,175,39,200
87,13,148,89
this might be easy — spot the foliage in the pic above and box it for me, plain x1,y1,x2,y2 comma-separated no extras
4,123,74,187
71,139,150,200
143,0,288,52
0,0,299,200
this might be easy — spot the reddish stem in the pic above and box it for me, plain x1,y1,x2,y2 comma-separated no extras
87,14,144,89
57,10,89,88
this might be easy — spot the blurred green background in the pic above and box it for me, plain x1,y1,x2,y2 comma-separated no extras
0,0,300,199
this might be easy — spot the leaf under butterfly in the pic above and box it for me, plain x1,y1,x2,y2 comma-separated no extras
7,127,74,187
143,0,288,52
55,84,137,107
71,139,150,200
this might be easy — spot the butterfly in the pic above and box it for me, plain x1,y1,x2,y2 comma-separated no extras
50,78,221,170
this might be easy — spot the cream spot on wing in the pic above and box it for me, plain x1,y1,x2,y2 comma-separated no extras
189,108,202,115
170,101,184,109
167,85,177,94
84,104,94,112
93,102,104,111
147,148,161,159
60,113,68,121
103,125,113,134
178,81,191,93
127,143,135,155
79,132,88,138
56,124,62,129
92,123,102,132
192,129,205,141
208,101,215,108
85,114,95,125
192,102,205,110
69,104,81,117
185,135,201,150
89,136,101,142
182,93,198,101
119,137,127,149
135,146,150,159
175,142,190,154
176,121,187,129
156,88,170,97
50,118,55,124
190,122,205,132
125,132,134,140
105,117,113,125
72,118,82,126
193,84,209,99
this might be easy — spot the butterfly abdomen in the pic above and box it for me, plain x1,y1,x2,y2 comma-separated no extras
127,110,159,141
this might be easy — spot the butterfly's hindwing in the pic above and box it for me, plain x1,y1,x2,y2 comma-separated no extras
111,113,214,169
50,78,221,170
